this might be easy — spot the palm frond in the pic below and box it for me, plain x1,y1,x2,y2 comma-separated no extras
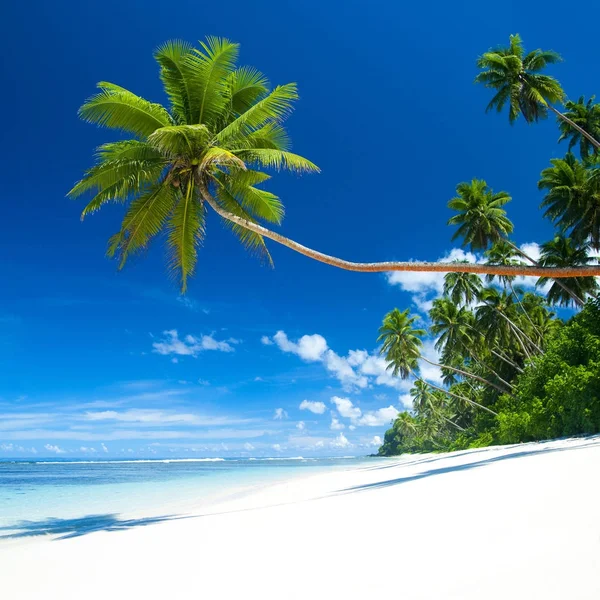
215,84,298,145
233,148,319,173
154,40,194,124
78,82,172,137
108,182,177,266
166,182,205,291
147,124,210,157
185,36,239,125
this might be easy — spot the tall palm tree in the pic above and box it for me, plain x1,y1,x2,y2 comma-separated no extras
447,179,513,251
475,34,600,152
539,153,600,252
558,96,600,159
378,309,497,415
429,298,513,393
537,236,599,307
70,37,600,290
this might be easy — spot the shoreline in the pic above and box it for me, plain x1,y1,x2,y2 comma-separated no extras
2,436,600,599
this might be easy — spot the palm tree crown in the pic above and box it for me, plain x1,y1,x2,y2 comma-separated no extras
69,37,318,291
447,179,513,251
558,96,600,159
474,33,564,124
537,236,599,306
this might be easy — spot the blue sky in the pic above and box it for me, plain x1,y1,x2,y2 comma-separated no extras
1,0,598,458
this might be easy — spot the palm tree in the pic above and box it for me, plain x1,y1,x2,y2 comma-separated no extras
449,179,586,306
537,236,599,307
70,38,600,291
443,269,483,306
429,298,513,393
539,153,600,252
475,34,600,152
558,96,600,159
411,380,465,432
447,180,513,251
378,308,497,415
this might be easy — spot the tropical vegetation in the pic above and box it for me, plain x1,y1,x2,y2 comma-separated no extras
70,36,600,291
378,34,600,456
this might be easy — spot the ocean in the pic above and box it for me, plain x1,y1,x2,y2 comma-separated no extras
0,456,377,541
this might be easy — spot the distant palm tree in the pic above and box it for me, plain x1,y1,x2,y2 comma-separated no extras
378,308,497,415
449,179,585,306
475,34,600,152
411,380,465,431
537,236,599,307
443,269,483,306
447,180,513,251
558,96,600,159
539,153,600,252
70,37,600,290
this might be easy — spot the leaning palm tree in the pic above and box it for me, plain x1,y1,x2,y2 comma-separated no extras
70,37,600,290
558,96,600,159
537,236,599,307
411,380,465,432
475,34,600,152
377,308,497,415
539,153,600,252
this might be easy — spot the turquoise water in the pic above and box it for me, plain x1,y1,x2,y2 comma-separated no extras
0,457,375,540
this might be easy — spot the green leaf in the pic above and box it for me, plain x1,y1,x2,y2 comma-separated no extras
79,82,172,137
147,124,210,157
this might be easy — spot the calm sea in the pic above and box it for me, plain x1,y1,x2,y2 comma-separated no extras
0,457,376,541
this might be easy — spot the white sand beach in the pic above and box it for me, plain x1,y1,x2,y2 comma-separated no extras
2,437,600,599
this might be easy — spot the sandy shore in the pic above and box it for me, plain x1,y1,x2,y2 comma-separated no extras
2,437,599,599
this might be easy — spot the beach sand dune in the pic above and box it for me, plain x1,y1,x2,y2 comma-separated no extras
2,437,599,599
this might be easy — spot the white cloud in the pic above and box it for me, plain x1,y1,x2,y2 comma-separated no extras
330,416,345,430
44,444,65,454
330,433,351,448
260,335,274,346
331,396,362,420
315,441,324,448
79,446,97,453
272,331,328,362
273,408,288,420
244,443,255,451
299,400,326,414
370,435,382,447
399,394,414,409
101,443,108,453
83,409,248,427
348,425,356,431
272,444,282,452
152,330,235,357
324,350,368,390
296,421,305,431
357,406,399,426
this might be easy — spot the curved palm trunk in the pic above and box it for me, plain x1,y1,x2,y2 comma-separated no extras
508,281,543,344
459,344,515,391
420,356,513,397
198,190,600,279
547,104,600,153
487,304,543,355
506,240,585,307
409,370,498,417
491,348,524,374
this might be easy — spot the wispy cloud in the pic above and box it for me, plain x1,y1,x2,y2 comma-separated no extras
152,330,236,357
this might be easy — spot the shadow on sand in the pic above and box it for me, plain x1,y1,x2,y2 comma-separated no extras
0,513,191,541
334,436,600,496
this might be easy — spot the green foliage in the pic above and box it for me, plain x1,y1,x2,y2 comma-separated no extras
70,36,318,291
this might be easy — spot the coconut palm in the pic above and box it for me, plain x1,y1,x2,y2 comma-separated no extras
537,236,599,307
539,153,600,252
411,380,465,432
558,96,600,159
429,298,513,393
484,240,523,287
447,180,513,251
378,308,497,415
475,34,600,152
443,269,483,306
70,38,600,291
